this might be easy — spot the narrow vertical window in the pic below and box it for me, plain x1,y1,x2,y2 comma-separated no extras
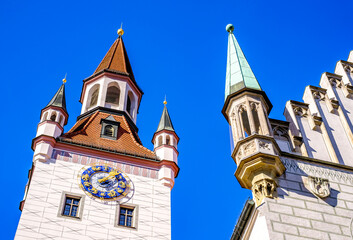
50,112,57,122
42,112,48,122
240,109,251,137
166,135,170,145
158,136,162,146
89,87,99,108
251,106,262,134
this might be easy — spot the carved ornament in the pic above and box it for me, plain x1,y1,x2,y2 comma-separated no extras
252,179,276,206
303,176,330,198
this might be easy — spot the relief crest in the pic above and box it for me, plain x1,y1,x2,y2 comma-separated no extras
303,176,330,198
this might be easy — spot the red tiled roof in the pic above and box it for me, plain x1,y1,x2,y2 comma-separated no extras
61,111,156,159
94,37,135,80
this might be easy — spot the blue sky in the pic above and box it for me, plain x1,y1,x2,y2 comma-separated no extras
1,0,353,239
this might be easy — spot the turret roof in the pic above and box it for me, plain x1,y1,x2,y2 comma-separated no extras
225,24,261,100
156,105,175,132
46,84,67,113
94,36,136,84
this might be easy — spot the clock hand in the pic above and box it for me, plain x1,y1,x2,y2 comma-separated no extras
98,171,119,183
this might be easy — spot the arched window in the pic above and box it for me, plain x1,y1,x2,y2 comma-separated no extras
89,86,100,108
104,125,114,137
50,112,57,122
42,112,48,122
240,107,251,137
251,104,262,134
126,92,135,116
166,135,170,145
59,115,63,126
105,85,120,105
158,136,162,146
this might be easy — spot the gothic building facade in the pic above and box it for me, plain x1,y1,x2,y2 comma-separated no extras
224,24,353,240
15,28,179,239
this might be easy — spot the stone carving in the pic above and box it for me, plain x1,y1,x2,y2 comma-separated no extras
243,141,256,156
312,91,325,100
252,179,276,205
293,106,308,117
259,141,270,150
282,158,353,184
306,176,330,198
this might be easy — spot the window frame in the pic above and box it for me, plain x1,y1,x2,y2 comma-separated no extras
100,118,120,140
115,204,138,230
58,192,85,221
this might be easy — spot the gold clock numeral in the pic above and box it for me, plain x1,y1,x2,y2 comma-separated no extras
117,188,123,193
82,174,89,181
108,191,116,197
84,182,91,187
91,188,98,194
118,181,126,188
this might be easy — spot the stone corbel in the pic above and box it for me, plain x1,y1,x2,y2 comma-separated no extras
252,178,277,206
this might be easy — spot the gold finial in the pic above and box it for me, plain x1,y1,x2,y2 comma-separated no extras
117,23,124,36
62,73,67,84
163,95,167,105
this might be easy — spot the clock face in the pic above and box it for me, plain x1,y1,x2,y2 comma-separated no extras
79,165,131,202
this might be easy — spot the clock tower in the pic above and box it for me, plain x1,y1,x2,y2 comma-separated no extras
15,27,179,240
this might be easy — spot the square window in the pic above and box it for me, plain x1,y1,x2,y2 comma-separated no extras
58,192,85,220
62,196,80,217
115,205,138,229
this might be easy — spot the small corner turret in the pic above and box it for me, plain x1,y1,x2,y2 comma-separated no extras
152,100,179,189
152,100,179,163
222,24,285,206
33,79,68,162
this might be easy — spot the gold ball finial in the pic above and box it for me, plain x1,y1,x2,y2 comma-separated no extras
117,23,124,36
163,100,167,105
62,73,67,84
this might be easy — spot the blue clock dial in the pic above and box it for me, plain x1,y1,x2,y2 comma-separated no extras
80,165,130,201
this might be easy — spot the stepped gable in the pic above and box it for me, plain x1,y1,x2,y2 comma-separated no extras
61,112,156,159
283,52,353,165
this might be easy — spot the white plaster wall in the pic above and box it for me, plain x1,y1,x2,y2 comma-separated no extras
296,116,331,161
318,100,353,165
15,156,172,240
248,215,270,240
259,157,353,240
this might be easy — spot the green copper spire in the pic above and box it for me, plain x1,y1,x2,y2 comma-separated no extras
225,24,261,100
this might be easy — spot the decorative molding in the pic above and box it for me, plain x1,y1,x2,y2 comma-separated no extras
282,158,353,184
51,149,159,179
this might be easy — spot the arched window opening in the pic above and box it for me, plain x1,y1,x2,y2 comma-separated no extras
104,125,114,137
240,109,251,137
89,86,100,108
105,86,120,105
42,112,48,122
166,136,171,145
158,136,162,146
59,115,63,126
50,112,57,122
252,107,262,134
126,92,135,117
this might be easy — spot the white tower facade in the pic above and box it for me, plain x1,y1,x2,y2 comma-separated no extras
15,29,179,240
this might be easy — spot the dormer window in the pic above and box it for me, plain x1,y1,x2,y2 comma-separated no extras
100,115,120,140
104,125,114,137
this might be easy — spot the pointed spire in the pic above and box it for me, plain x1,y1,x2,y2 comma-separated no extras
94,29,135,83
156,102,175,132
225,24,261,100
46,83,67,113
